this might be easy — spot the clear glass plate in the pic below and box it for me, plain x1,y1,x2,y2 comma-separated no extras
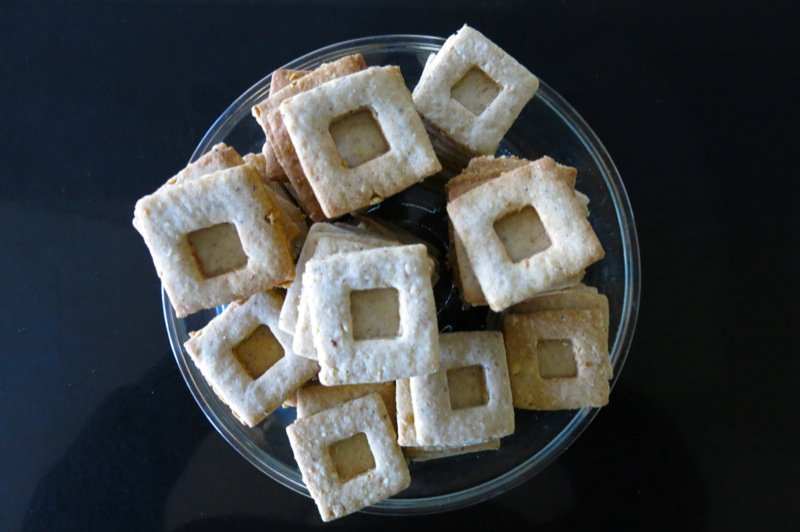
163,34,640,515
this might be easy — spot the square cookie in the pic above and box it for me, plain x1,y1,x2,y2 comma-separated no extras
133,165,294,317
183,291,319,427
409,331,514,446
447,156,604,311
448,156,587,307
292,234,397,359
396,378,500,461
304,244,439,385
447,156,585,307
286,393,410,521
503,309,610,410
252,54,368,221
279,66,441,218
413,25,539,155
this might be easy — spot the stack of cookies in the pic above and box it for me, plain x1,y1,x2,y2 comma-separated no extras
251,56,442,221
133,24,613,522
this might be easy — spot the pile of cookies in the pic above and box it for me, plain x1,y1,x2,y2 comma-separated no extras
133,25,612,522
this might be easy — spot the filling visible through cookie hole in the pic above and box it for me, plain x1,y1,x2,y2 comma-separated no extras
494,205,553,263
450,66,501,116
447,365,489,410
349,288,401,340
329,432,376,482
187,222,248,278
537,339,578,379
329,107,390,168
232,324,284,380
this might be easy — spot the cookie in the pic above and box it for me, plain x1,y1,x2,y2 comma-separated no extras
447,156,604,311
409,331,514,446
286,393,409,521
413,25,539,155
503,309,610,409
280,66,441,218
303,244,439,385
183,291,319,426
133,165,294,317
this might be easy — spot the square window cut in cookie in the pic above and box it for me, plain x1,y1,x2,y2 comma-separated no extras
503,309,610,410
408,331,514,446
183,291,319,427
132,165,295,317
279,66,441,219
447,156,604,312
395,378,500,462
286,393,409,522
412,25,539,155
303,244,439,385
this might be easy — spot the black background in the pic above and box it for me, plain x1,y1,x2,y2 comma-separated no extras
2,1,798,530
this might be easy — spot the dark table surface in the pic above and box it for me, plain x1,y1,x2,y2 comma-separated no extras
2,1,798,530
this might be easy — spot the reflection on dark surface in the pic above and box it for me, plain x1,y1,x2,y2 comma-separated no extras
24,364,704,529
23,358,209,531
544,385,707,530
